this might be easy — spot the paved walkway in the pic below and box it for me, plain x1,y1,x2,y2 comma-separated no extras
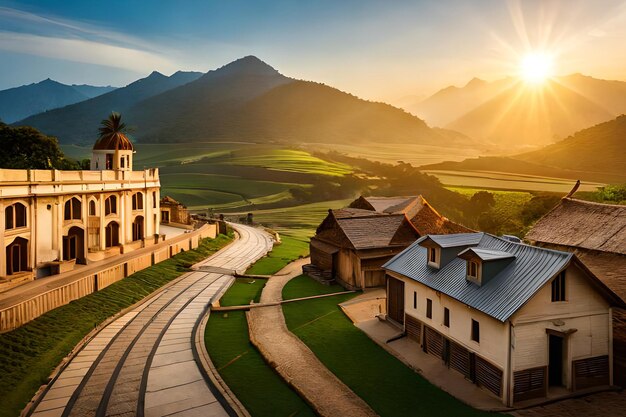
28,223,273,417
247,259,379,417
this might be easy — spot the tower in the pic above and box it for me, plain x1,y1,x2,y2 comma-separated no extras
90,127,134,171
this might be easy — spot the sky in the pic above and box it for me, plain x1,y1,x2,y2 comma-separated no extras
0,0,625,103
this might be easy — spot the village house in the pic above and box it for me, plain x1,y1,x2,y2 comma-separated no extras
348,195,471,234
160,196,192,228
384,232,625,406
526,196,626,384
0,130,160,282
308,196,471,289
309,208,420,289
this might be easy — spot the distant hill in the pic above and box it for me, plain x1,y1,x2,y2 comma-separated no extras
419,115,626,183
0,79,115,123
407,74,626,151
18,56,477,148
16,71,202,144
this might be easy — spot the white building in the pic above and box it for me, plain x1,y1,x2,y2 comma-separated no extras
384,233,625,406
1,133,160,281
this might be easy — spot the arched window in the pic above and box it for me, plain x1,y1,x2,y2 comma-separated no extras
105,195,117,216
64,198,81,220
6,236,28,275
5,203,27,229
132,192,144,211
132,216,144,241
105,222,119,247
89,200,96,216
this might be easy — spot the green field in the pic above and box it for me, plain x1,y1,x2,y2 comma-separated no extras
425,169,602,193
246,235,310,275
281,275,500,417
204,280,315,416
0,234,232,417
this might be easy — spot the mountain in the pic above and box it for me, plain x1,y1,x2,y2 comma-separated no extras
16,71,202,144
419,115,626,183
408,74,626,151
0,79,115,123
117,56,476,147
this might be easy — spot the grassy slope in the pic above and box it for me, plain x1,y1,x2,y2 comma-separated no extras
245,235,309,276
282,275,501,417
0,234,233,417
204,278,315,417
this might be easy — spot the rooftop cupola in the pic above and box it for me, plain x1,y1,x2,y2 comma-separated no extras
458,247,515,286
91,112,134,171
417,233,483,269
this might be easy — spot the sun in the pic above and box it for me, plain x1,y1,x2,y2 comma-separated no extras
519,52,554,84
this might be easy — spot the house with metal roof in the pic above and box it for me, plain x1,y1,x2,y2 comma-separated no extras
383,232,625,406
308,208,420,289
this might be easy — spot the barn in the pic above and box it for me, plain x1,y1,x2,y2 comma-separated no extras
384,232,625,406
526,197,626,385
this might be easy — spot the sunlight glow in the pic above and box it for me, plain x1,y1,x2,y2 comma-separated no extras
519,52,554,84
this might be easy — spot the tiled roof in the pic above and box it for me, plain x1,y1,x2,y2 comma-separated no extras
337,214,410,249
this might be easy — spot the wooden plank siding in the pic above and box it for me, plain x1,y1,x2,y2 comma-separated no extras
405,314,422,343
573,355,610,390
513,366,547,402
475,355,503,397
449,340,471,379
425,326,444,359
387,276,404,325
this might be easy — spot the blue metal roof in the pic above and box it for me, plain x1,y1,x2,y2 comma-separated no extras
418,233,484,248
459,247,516,261
384,233,573,322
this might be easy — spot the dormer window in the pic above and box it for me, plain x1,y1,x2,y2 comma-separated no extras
468,260,479,278
427,247,440,268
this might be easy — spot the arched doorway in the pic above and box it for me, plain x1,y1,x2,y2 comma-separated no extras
105,222,120,248
6,237,28,275
63,226,85,264
132,216,144,241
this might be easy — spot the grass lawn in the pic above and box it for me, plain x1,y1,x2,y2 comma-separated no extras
0,234,233,417
246,235,310,276
204,278,315,417
282,275,502,417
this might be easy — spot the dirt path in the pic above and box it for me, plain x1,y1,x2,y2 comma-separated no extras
247,258,379,417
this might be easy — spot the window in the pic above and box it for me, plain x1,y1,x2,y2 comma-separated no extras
444,308,450,327
152,191,157,208
551,271,566,302
89,200,96,216
105,222,119,247
105,196,117,216
5,203,27,229
132,216,144,241
426,298,432,319
471,319,480,343
413,291,417,309
429,247,436,263
120,157,125,168
132,192,144,210
467,260,479,278
64,198,81,220
105,154,113,170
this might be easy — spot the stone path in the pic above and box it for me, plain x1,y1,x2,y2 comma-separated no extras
247,258,379,417
510,391,626,417
28,224,273,417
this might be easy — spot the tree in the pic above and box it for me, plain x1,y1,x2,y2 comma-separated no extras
98,112,131,142
0,122,66,169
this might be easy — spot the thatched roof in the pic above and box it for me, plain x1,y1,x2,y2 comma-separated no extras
526,198,626,255
160,196,181,206
93,132,134,151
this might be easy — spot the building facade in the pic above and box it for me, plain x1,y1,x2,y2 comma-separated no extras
1,134,160,281
384,233,624,406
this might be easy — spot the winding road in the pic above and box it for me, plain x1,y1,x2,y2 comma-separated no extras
29,224,273,417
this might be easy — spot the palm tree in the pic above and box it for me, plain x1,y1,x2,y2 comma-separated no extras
94,112,133,150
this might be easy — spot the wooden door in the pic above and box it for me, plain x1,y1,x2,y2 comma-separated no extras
387,277,405,325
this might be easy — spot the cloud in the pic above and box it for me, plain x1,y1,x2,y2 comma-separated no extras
0,6,178,73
